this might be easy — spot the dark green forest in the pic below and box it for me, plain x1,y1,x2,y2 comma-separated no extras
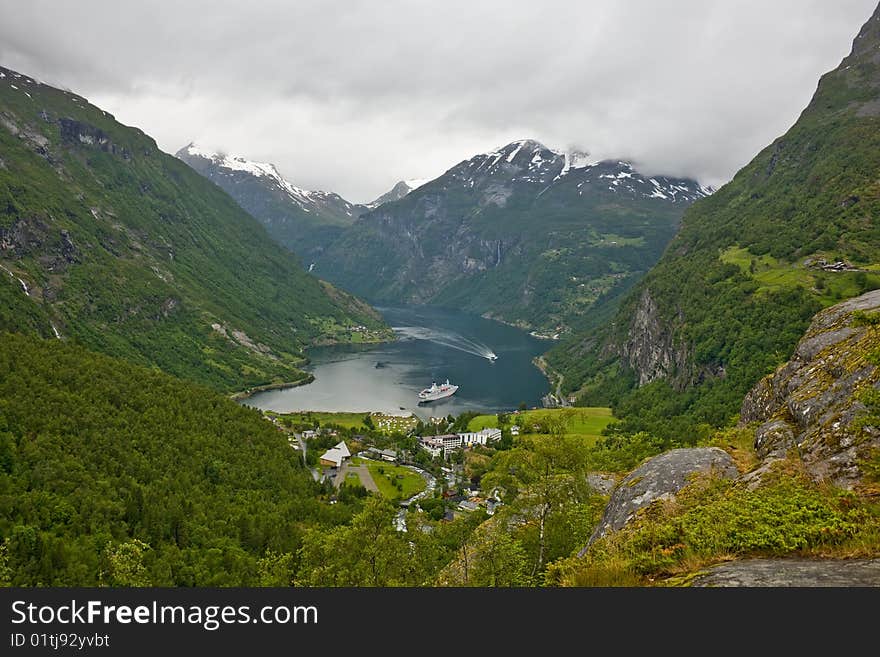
0,333,359,585
0,334,490,586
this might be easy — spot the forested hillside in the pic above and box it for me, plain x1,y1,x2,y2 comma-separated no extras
0,333,367,586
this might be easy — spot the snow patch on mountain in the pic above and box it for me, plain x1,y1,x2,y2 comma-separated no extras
403,178,430,191
506,140,527,163
180,142,317,207
452,139,710,203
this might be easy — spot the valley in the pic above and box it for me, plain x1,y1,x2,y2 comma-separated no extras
3,2,880,593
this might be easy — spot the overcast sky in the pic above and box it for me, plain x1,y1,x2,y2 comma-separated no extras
1,0,877,202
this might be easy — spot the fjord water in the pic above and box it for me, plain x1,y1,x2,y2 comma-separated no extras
242,305,550,418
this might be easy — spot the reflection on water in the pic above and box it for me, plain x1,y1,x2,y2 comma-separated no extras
241,305,550,418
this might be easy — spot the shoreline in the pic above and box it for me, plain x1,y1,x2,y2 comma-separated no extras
479,311,563,342
232,332,398,402
533,354,564,401
229,373,315,402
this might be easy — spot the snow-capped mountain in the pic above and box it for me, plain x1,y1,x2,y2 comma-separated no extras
445,139,713,203
177,143,366,222
316,138,713,334
176,143,368,262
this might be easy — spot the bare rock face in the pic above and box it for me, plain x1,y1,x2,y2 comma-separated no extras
690,558,880,587
739,289,880,490
579,447,738,554
620,290,686,386
616,289,725,389
753,419,796,460
59,117,130,159
585,473,616,496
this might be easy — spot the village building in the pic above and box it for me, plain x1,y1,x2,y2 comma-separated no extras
319,441,351,468
438,434,463,450
365,447,398,462
457,427,502,446
419,433,463,457
419,436,445,458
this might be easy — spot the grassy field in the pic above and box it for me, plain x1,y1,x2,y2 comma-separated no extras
588,232,646,248
720,246,880,308
467,407,614,443
353,458,426,501
274,411,416,434
277,411,370,430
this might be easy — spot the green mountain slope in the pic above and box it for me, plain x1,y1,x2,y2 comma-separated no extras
548,3,880,438
0,66,389,391
315,140,710,335
0,332,360,586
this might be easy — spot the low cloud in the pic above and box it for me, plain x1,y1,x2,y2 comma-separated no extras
1,0,875,201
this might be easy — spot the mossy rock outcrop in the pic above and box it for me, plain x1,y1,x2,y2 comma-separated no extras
579,447,738,554
740,289,880,489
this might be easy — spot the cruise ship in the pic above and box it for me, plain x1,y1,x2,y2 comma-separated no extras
418,379,459,402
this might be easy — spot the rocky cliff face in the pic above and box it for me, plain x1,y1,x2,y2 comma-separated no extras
575,291,880,557
617,290,690,386
740,289,880,490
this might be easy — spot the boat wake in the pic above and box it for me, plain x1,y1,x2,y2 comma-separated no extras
393,326,497,361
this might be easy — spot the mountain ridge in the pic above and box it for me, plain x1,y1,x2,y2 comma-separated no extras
366,178,430,208
177,142,366,224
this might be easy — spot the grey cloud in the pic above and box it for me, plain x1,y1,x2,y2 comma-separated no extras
0,0,876,201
